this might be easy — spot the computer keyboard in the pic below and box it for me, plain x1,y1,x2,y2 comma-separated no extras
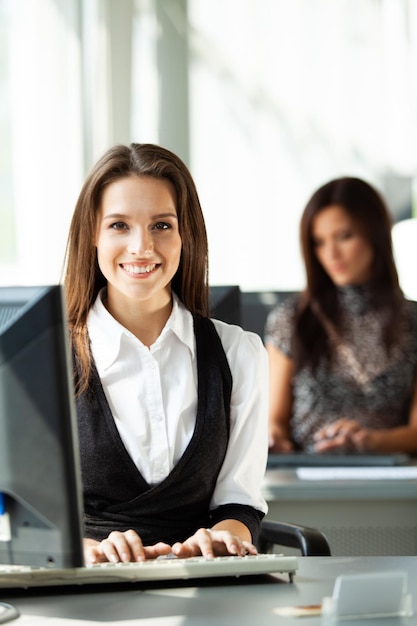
0,553,298,588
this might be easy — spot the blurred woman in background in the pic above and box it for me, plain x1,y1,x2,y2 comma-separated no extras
265,176,417,454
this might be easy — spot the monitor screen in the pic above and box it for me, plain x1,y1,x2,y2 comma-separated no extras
209,285,242,326
240,291,297,338
0,285,84,568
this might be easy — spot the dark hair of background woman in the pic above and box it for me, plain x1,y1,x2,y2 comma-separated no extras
293,176,404,371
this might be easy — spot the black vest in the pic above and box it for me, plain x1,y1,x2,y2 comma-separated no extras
76,316,235,544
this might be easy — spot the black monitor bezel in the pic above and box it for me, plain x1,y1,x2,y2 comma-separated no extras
0,285,84,568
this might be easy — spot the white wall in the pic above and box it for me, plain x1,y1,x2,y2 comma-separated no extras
187,0,417,290
1,0,417,292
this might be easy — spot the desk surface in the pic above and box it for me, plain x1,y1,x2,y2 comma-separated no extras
1,557,416,625
263,466,417,500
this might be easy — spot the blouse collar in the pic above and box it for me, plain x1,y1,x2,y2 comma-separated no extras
336,283,373,316
87,289,195,370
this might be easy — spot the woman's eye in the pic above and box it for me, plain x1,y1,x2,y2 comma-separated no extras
338,230,353,241
153,221,171,230
110,221,128,230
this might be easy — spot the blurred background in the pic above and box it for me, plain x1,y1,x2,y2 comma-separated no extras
1,0,416,294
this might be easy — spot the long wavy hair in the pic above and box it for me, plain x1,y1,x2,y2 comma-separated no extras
63,143,209,393
293,176,403,370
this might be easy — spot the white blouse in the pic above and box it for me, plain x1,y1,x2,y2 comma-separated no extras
87,292,268,514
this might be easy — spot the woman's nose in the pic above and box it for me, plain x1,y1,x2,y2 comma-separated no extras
128,229,153,257
325,242,339,260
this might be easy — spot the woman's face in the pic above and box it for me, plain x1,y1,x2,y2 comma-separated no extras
95,175,182,309
311,204,374,286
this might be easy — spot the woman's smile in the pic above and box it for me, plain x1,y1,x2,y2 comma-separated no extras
120,262,159,276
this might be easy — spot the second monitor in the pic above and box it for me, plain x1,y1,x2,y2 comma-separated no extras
209,285,242,327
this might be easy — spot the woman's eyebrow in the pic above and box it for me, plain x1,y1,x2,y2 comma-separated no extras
102,211,178,221
152,212,178,220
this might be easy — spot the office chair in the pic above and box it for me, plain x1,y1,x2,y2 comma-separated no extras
258,520,331,556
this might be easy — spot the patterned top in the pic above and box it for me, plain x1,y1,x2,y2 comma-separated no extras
264,285,417,452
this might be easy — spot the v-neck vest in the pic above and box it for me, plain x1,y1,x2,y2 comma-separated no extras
76,316,233,544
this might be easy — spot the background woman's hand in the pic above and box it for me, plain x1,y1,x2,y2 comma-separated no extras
313,418,375,452
171,528,258,559
83,531,172,564
268,422,294,453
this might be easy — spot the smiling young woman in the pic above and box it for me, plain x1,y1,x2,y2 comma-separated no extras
94,176,182,346
63,143,269,566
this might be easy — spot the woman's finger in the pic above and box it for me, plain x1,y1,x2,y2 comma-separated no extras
99,530,145,563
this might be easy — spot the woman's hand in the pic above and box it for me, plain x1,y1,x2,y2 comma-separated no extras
83,531,172,564
171,527,258,559
313,418,375,452
268,422,294,453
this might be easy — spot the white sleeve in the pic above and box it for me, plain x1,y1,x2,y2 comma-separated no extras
210,320,269,514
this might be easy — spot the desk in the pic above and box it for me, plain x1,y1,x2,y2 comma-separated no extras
263,468,417,556
1,557,416,625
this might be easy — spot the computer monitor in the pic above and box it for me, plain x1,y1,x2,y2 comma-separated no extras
240,291,297,338
0,285,84,568
209,285,242,326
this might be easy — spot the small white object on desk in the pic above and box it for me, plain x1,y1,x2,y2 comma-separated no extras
0,603,19,624
322,570,413,620
297,466,417,480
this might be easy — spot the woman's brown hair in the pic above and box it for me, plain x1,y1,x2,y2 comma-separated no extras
293,176,403,370
63,143,209,393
